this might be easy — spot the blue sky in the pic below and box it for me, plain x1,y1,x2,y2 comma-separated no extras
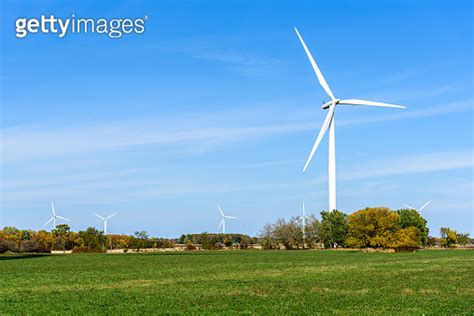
1,1,472,237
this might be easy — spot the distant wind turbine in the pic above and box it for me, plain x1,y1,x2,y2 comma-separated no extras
43,201,69,229
299,201,310,239
404,201,432,213
217,205,237,234
94,213,117,235
294,27,406,213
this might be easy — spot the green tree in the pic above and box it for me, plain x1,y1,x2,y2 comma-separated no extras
346,207,400,248
397,209,429,245
457,233,470,246
320,210,348,248
200,233,222,250
259,224,277,249
52,224,70,236
440,227,458,247
239,235,251,249
134,231,149,240
78,227,106,251
304,215,321,249
52,224,71,250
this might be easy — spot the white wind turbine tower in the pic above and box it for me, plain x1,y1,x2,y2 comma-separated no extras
43,201,70,229
217,205,237,234
404,201,432,213
300,201,310,239
294,27,406,212
94,213,117,235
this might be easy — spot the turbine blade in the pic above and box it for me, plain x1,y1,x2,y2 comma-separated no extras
94,213,105,220
338,99,406,109
56,216,70,221
44,217,54,227
106,213,117,219
225,216,238,219
217,219,224,230
51,201,56,216
404,204,417,210
303,104,335,172
217,204,224,217
419,200,432,212
294,27,335,100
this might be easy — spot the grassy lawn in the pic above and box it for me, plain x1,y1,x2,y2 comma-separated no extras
1,250,473,314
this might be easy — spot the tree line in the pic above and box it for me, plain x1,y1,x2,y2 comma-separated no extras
0,225,176,253
260,207,471,250
0,225,255,253
0,206,471,254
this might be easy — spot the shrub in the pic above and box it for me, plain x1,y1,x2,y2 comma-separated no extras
185,240,196,251
0,239,19,253
427,236,440,247
239,236,251,249
0,239,10,253
20,240,42,253
160,239,175,248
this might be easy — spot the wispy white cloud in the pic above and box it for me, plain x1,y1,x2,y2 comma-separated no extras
360,84,460,104
3,147,471,207
1,121,313,163
339,150,473,181
251,159,302,167
193,49,280,75
338,99,473,126
1,99,471,163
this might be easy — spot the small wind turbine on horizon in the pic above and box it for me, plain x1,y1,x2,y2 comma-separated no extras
43,201,69,229
404,201,432,213
94,212,117,235
294,27,406,213
217,205,237,234
299,201,310,239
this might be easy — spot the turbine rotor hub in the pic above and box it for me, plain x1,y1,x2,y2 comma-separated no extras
321,99,339,109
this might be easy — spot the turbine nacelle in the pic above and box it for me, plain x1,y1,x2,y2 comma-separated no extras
322,99,339,109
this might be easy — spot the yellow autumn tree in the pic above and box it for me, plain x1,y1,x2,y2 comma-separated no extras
346,207,400,248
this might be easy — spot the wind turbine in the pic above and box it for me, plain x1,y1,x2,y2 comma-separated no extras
43,201,70,229
294,27,406,212
299,201,310,238
217,205,237,234
404,201,432,213
94,213,117,235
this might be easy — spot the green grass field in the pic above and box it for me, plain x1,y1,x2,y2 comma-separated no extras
1,250,473,314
